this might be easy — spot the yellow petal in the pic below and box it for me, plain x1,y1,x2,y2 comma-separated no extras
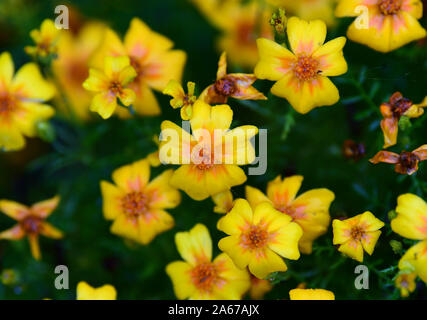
31,195,60,218
0,124,25,151
287,17,327,55
40,222,63,239
118,88,136,106
112,159,151,192
313,37,347,77
13,102,55,137
125,83,161,117
163,80,185,104
90,92,117,119
190,100,233,135
268,221,303,260
0,51,14,86
104,56,131,79
0,200,29,220
76,281,117,300
218,235,252,269
12,63,55,101
0,224,25,240
212,190,234,214
392,193,427,240
100,181,125,220
89,28,126,70
338,239,364,262
165,261,195,300
118,66,137,86
175,223,212,265
332,219,351,245
217,198,253,236
83,68,109,92
245,185,271,210
399,240,427,283
145,169,181,209
358,211,384,232
248,248,287,279
361,230,381,256
28,233,41,260
223,125,258,165
289,288,335,300
267,175,303,207
335,0,366,17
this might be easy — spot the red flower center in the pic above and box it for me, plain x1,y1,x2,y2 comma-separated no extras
241,225,269,250
20,215,43,234
378,0,403,15
191,262,219,292
293,55,319,81
214,77,237,97
350,226,365,241
121,192,149,217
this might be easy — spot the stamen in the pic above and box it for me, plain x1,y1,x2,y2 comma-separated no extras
195,148,214,171
378,0,402,15
399,151,419,171
241,225,269,250
0,94,15,114
293,55,319,81
109,81,123,95
121,192,149,217
214,78,237,97
191,262,218,292
20,215,43,234
350,226,365,241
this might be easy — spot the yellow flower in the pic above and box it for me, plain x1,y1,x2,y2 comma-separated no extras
191,0,274,68
392,193,427,282
246,175,335,254
199,52,266,104
249,275,273,300
0,196,63,260
289,288,335,300
0,51,56,151
269,0,337,27
217,199,303,279
76,281,117,300
90,18,186,117
335,0,426,52
163,80,197,120
255,17,347,114
166,224,250,300
100,159,181,245
212,190,234,214
395,272,417,297
25,19,61,58
332,211,384,262
52,22,107,120
83,56,137,119
159,100,258,201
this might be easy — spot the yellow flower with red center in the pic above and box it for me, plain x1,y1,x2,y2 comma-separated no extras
199,52,266,105
289,288,335,300
159,100,258,201
163,80,197,120
90,18,186,117
0,52,56,151
212,190,235,214
255,17,347,114
332,211,384,262
217,199,303,279
100,159,181,245
391,193,427,282
83,56,137,119
335,0,426,52
52,22,107,120
191,0,274,68
249,275,273,300
395,272,417,297
369,145,427,175
380,92,427,148
77,281,117,300
25,19,61,58
269,0,337,27
166,224,250,300
246,175,335,254
0,196,63,260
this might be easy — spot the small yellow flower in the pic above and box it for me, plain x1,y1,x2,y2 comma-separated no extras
392,193,427,282
163,80,197,120
159,100,258,201
255,17,347,114
166,224,250,300
25,19,61,58
199,52,266,105
332,211,384,262
217,199,303,279
0,51,56,151
246,175,335,254
249,275,273,300
90,18,186,117
395,272,417,297
335,0,426,52
212,190,234,214
0,196,63,260
83,56,137,119
289,288,335,300
100,159,181,245
269,0,337,27
76,281,117,300
52,22,107,120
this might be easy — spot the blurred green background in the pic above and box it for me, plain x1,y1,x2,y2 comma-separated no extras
0,0,426,299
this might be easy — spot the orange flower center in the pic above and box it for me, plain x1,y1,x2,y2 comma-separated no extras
20,215,43,234
350,226,365,241
121,192,149,217
195,147,214,171
191,262,219,292
378,0,402,15
293,55,319,81
109,81,123,96
0,93,15,116
241,225,269,250
214,77,237,97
